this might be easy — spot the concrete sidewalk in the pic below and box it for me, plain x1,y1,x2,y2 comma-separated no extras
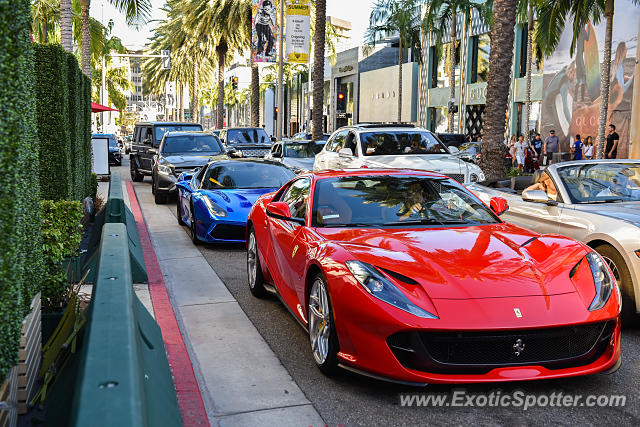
124,171,324,426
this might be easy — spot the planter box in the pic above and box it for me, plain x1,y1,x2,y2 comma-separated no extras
0,366,18,427
17,294,41,414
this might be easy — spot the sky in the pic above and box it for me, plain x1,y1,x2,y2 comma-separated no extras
91,0,375,51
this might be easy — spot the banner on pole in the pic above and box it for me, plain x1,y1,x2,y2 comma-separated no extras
252,0,278,63
285,0,310,64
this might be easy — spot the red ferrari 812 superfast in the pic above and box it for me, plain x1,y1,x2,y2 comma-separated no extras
246,169,621,384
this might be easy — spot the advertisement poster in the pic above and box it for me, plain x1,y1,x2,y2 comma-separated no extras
252,0,278,63
286,0,310,64
541,0,639,157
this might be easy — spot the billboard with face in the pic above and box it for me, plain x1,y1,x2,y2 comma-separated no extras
541,2,639,157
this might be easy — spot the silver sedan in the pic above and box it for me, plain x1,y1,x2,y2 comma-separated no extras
468,159,640,321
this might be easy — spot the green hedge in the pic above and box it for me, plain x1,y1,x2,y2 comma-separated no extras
35,44,72,201
41,200,83,311
0,0,43,380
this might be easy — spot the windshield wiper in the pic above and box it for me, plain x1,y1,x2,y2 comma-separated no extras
383,219,469,226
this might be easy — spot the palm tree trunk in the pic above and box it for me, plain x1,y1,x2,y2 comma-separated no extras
312,0,327,140
596,0,614,159
479,0,517,180
216,43,227,129
42,16,48,43
60,0,73,53
81,0,91,77
191,61,199,123
448,13,457,132
179,81,184,122
398,36,403,123
248,3,260,127
524,2,533,136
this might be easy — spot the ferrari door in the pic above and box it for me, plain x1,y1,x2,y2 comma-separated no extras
267,178,311,316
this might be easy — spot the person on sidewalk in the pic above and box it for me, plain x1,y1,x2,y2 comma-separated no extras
531,133,542,158
583,136,594,159
514,135,529,172
571,134,583,160
605,124,619,159
544,130,559,165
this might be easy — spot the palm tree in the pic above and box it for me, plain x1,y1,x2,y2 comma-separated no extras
79,0,151,76
367,0,422,123
311,0,327,140
422,0,485,132
519,0,537,137
479,0,517,180
60,0,73,52
536,0,639,158
31,0,58,44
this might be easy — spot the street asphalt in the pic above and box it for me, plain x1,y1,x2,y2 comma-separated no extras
118,158,640,426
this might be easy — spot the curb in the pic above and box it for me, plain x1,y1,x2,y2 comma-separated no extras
126,181,210,426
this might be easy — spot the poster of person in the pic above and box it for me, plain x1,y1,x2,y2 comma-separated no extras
541,1,639,158
252,0,278,63
286,0,310,64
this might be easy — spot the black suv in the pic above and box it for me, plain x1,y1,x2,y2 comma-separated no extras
218,127,274,158
151,131,226,204
130,121,203,181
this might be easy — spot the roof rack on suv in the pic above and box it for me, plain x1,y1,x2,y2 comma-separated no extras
354,123,417,129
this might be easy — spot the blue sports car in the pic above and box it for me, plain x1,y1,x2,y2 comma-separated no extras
176,158,296,244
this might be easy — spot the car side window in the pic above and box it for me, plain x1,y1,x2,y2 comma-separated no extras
134,127,141,143
143,127,153,145
195,165,208,188
280,178,311,220
326,130,348,152
344,132,357,155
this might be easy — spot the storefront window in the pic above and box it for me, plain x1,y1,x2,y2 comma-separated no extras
470,34,490,83
436,42,461,88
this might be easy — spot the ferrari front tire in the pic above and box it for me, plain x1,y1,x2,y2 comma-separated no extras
308,273,339,375
247,228,267,298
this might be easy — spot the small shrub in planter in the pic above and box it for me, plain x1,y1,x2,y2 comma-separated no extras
41,200,83,312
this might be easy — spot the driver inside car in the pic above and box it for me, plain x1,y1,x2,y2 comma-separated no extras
525,171,559,201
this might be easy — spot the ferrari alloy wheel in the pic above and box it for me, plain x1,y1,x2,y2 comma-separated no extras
308,274,339,375
189,205,201,245
176,197,185,225
247,228,267,298
595,244,635,325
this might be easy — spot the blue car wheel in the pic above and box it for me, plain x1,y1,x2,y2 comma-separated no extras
189,203,202,245
177,193,185,226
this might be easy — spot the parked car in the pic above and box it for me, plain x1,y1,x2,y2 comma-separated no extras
290,132,331,141
130,121,203,181
92,133,121,166
123,134,133,154
151,131,226,204
436,133,467,150
218,127,274,158
176,159,295,244
313,124,485,183
247,168,620,383
265,140,325,173
468,159,640,321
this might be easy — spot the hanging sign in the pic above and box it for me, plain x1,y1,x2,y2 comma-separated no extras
285,0,310,64
252,0,278,63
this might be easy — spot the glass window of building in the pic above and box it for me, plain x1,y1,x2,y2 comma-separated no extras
470,34,490,83
436,42,461,88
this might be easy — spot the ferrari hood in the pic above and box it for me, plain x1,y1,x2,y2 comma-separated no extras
316,223,587,299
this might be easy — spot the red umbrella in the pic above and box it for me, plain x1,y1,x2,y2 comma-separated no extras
91,102,120,113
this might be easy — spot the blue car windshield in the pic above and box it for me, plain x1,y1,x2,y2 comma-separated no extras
202,162,295,189
226,128,271,145
161,135,222,155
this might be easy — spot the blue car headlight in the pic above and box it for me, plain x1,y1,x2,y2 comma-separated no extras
203,196,227,217
345,261,438,319
586,251,614,311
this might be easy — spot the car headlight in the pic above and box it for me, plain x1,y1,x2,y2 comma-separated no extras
203,196,227,217
158,164,173,175
345,261,438,319
586,251,614,311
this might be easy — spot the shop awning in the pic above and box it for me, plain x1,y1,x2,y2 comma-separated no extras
91,102,119,113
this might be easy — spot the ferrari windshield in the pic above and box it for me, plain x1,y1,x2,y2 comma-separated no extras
161,135,222,155
360,131,448,156
284,142,324,158
312,175,498,227
202,162,295,189
556,163,640,203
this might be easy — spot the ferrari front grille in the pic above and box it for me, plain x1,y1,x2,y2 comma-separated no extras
387,321,615,374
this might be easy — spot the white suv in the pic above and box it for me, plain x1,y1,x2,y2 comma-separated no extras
313,124,485,183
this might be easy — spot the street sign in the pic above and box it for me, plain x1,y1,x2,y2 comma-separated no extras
285,0,310,64
161,50,170,69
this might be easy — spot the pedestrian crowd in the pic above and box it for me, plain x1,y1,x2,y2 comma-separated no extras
503,123,619,171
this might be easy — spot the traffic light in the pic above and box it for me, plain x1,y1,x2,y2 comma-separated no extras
232,76,238,90
336,85,346,112
274,106,278,119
